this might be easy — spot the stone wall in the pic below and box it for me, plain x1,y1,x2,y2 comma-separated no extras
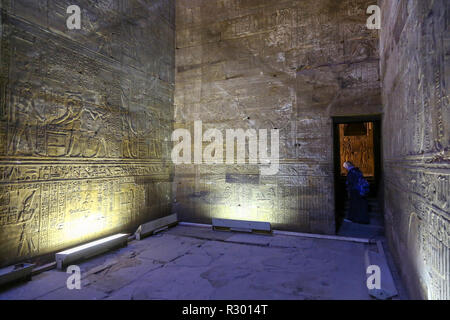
174,0,381,234
380,0,449,299
0,0,175,267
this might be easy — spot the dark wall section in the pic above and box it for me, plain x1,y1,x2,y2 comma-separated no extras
380,0,449,300
0,0,175,267
174,0,381,234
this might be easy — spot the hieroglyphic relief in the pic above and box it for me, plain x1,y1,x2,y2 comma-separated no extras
385,164,449,215
0,163,170,183
4,80,164,160
0,0,175,267
339,123,375,177
381,0,449,300
205,182,279,223
120,86,163,160
175,0,381,235
422,208,449,300
0,178,157,265
0,183,40,259
385,180,449,300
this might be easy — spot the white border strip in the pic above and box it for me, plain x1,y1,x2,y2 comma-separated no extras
178,221,371,244
178,221,212,228
272,230,371,244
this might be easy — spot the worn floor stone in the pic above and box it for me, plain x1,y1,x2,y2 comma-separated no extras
0,226,407,300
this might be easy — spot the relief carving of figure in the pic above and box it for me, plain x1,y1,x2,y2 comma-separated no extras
120,88,158,159
49,95,108,158
0,188,39,257
8,86,45,155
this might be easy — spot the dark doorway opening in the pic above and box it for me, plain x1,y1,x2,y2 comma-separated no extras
333,115,382,234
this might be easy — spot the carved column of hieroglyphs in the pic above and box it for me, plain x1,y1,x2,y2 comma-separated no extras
0,0,175,267
381,0,449,300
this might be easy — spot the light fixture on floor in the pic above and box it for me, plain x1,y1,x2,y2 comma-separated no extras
212,218,272,234
0,263,35,287
135,213,178,240
55,233,129,270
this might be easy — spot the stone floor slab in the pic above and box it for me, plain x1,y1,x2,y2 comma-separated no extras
0,225,407,300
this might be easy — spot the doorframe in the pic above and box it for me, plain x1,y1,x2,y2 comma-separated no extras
332,114,382,231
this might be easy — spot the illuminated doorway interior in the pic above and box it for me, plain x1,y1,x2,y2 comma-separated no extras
339,122,375,178
333,116,382,232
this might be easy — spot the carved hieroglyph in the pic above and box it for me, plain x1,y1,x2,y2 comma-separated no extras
381,0,449,300
0,0,175,267
174,0,381,234
339,123,375,177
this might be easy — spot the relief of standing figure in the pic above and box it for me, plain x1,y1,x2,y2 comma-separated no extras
8,86,45,155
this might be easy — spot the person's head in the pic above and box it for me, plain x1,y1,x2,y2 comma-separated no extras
343,161,354,171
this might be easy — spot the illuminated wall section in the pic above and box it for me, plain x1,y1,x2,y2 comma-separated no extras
174,0,382,234
380,0,449,299
339,123,375,177
0,0,175,267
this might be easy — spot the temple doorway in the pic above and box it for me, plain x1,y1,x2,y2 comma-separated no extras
333,116,382,234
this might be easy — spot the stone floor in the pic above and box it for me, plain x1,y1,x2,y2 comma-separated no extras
338,197,384,240
0,225,408,300
337,198,409,300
